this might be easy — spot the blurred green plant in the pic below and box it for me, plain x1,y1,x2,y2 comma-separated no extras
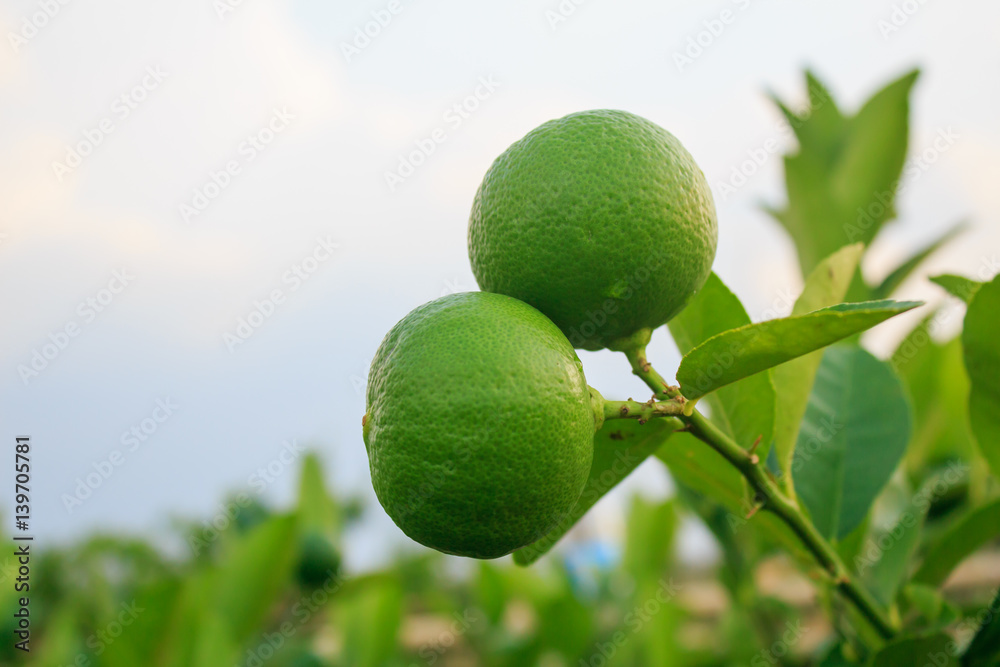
9,69,1000,667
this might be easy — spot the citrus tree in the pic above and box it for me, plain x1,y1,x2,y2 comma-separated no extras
10,69,998,667
364,72,1000,665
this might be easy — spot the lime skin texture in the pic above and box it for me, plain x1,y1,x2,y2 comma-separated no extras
468,109,718,351
363,292,596,559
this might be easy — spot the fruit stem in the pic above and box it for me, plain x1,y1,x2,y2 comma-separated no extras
621,346,898,642
623,345,681,400
602,397,686,423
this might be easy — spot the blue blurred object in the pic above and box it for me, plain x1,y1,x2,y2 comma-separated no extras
562,539,620,599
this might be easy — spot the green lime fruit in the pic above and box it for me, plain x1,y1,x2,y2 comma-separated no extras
468,109,718,351
363,292,598,559
295,531,341,589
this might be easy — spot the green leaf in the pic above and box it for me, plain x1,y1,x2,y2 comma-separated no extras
858,491,928,606
818,643,858,666
623,496,677,581
99,578,184,666
873,221,969,298
656,437,809,561
870,632,958,667
29,604,83,666
831,70,919,244
655,431,745,512
902,583,959,632
677,299,921,400
514,418,679,565
962,274,1000,477
340,578,404,667
768,70,919,276
894,320,976,472
668,272,776,456
932,274,984,304
297,452,340,538
538,586,595,660
476,563,506,624
963,589,1000,667
793,345,912,539
773,244,864,493
913,498,1000,587
213,514,299,641
161,572,220,667
190,610,240,667
770,70,845,166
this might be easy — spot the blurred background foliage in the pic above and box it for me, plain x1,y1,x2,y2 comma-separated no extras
7,70,1000,666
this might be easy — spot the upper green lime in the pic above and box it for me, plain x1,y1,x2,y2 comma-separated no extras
363,292,595,559
468,109,718,350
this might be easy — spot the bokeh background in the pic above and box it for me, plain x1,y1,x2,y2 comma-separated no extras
1,0,998,573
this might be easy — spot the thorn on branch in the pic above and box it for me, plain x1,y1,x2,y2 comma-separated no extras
749,434,762,454
745,503,763,520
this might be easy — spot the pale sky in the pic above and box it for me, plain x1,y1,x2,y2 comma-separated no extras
0,0,997,569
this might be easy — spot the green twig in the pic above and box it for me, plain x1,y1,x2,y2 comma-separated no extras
602,397,686,423
621,345,897,642
623,345,681,400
